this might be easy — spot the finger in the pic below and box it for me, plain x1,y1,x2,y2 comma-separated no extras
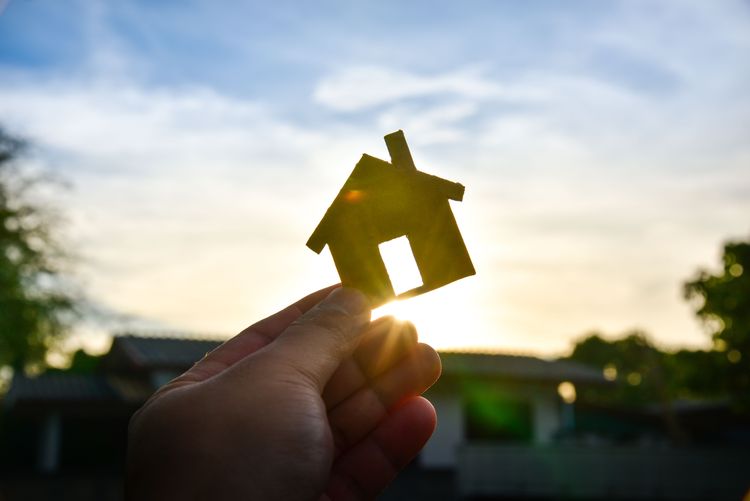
354,319,418,377
177,285,339,384
328,343,440,456
269,287,371,391
325,396,437,500
322,317,417,410
245,284,341,338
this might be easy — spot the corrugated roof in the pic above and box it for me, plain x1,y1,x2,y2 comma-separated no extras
112,335,605,384
114,335,221,369
5,337,605,409
5,374,119,406
439,351,606,384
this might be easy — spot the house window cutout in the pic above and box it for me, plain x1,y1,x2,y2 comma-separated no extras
379,237,423,296
306,130,475,307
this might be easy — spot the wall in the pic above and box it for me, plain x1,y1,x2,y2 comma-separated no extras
421,381,563,468
421,391,464,468
457,444,750,500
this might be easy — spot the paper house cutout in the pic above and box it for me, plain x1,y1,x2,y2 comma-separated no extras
307,130,475,307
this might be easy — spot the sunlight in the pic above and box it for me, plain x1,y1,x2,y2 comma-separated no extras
374,277,485,351
369,228,496,351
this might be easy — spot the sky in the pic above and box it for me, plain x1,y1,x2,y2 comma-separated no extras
0,0,749,356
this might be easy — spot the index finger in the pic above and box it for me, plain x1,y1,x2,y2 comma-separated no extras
181,284,340,383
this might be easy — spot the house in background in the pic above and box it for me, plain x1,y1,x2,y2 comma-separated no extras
420,351,605,470
2,335,597,498
418,354,750,501
3,334,749,501
2,337,218,476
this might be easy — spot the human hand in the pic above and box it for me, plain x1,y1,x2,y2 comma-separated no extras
126,286,442,500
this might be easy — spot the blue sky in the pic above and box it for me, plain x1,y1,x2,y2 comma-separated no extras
1,0,749,355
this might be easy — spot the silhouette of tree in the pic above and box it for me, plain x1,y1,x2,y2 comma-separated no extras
567,237,750,410
46,349,100,375
568,331,690,442
684,238,750,400
0,127,76,373
568,331,667,405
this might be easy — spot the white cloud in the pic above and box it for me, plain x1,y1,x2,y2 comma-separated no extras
4,60,747,353
1,0,749,355
0,79,345,336
376,101,478,144
313,65,504,112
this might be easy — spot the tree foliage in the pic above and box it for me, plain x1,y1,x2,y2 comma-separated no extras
684,238,750,398
568,331,725,405
0,127,76,373
567,238,750,409
568,331,668,405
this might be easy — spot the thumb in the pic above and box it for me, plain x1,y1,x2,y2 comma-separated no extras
270,287,371,391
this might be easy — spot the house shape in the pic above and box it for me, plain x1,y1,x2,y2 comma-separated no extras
306,130,475,306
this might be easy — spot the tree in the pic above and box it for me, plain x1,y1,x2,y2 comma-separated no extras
0,127,76,373
684,238,750,399
567,330,667,406
567,331,728,404
567,331,693,443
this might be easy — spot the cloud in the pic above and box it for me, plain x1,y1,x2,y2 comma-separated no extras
4,53,748,353
1,0,749,355
0,78,347,335
376,101,478,144
313,65,503,112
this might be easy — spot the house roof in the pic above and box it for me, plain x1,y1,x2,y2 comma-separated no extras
439,351,607,385
4,336,605,411
6,374,118,403
110,335,605,384
307,153,465,253
4,372,154,412
109,334,220,370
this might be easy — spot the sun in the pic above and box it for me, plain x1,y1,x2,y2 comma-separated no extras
372,236,487,351
373,282,483,350
371,236,485,350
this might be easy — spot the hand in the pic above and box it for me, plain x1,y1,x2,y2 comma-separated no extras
126,286,442,500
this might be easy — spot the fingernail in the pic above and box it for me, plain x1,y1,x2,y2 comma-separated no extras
326,287,370,316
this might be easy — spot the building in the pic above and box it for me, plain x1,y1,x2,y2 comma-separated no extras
3,335,749,501
413,352,750,500
420,351,606,469
0,335,220,500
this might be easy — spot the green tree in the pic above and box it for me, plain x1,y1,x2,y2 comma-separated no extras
567,331,690,442
568,330,666,405
684,238,750,399
0,127,76,373
567,331,727,403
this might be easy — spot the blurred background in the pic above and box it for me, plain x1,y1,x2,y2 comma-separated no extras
0,1,748,499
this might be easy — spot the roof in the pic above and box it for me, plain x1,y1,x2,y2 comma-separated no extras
439,351,607,385
110,335,604,385
6,374,119,404
4,336,605,411
307,153,465,253
4,372,153,412
110,334,221,370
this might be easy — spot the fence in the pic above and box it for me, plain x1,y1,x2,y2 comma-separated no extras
458,444,750,500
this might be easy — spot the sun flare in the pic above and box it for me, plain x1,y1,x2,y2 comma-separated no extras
373,283,484,351
372,237,486,350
